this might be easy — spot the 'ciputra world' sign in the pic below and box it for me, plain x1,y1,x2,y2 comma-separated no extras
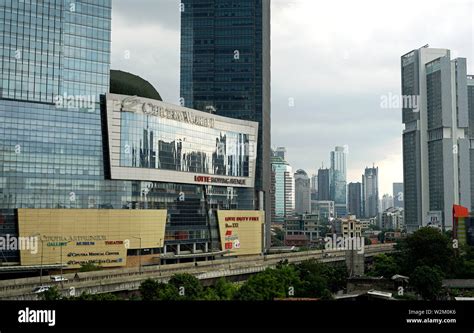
120,95,215,128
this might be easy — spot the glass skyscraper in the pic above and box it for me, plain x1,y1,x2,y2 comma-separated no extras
330,146,347,217
180,0,271,248
0,0,112,262
362,166,379,218
0,0,260,266
401,47,471,231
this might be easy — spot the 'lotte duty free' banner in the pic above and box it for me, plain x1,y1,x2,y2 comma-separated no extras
217,210,264,256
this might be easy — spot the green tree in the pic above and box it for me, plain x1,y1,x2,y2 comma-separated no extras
79,263,101,272
41,286,62,301
294,261,347,296
168,273,203,300
271,228,285,247
410,265,444,300
213,278,238,300
139,278,161,301
139,278,179,300
368,254,399,278
295,260,347,294
396,227,454,276
236,265,301,301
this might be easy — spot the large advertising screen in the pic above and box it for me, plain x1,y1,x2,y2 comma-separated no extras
217,210,264,256
105,93,259,188
18,209,167,268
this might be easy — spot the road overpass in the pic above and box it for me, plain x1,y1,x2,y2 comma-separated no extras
0,244,395,300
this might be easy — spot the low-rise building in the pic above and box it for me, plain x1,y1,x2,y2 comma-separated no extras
381,207,405,230
284,213,321,245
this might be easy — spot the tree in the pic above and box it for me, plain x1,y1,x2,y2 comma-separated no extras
271,228,285,247
368,254,399,278
236,265,301,301
410,265,444,300
168,273,203,300
295,260,347,294
139,278,179,300
139,278,161,301
79,263,101,272
396,227,454,276
213,278,238,300
41,286,62,301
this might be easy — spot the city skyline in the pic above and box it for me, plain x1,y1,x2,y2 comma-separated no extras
110,0,473,196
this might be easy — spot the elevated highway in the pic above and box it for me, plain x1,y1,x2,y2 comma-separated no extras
0,244,395,300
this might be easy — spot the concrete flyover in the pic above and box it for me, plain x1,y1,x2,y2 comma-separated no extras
0,244,395,300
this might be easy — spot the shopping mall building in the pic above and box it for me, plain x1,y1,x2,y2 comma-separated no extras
0,1,264,271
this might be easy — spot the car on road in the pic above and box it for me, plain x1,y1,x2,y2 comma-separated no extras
32,285,51,293
50,275,68,282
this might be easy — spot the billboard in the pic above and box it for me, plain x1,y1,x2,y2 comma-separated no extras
104,93,258,188
18,209,167,268
217,211,264,256
425,211,442,228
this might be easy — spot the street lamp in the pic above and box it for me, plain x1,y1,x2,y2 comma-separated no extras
131,236,142,274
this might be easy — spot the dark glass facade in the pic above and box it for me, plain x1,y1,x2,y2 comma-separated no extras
0,0,256,264
426,61,444,213
401,50,422,231
180,0,271,247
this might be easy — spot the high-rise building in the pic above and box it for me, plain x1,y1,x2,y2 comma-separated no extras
330,146,347,217
393,182,404,208
381,194,394,212
401,47,471,231
362,166,379,218
294,169,311,215
0,1,264,268
468,76,474,210
348,182,362,217
271,156,294,224
317,168,331,201
180,0,272,248
274,147,287,161
311,174,318,200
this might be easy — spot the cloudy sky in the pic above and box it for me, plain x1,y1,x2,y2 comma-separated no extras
111,0,473,195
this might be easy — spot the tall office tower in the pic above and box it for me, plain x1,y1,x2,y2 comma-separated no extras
274,147,287,161
362,166,379,218
317,168,331,201
468,76,474,210
311,174,318,200
0,1,263,269
180,0,272,248
0,0,112,262
294,169,311,215
401,47,471,231
348,182,362,217
330,146,347,216
393,182,404,208
271,156,294,224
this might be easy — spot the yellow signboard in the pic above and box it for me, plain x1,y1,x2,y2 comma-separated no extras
18,209,167,268
217,210,264,256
